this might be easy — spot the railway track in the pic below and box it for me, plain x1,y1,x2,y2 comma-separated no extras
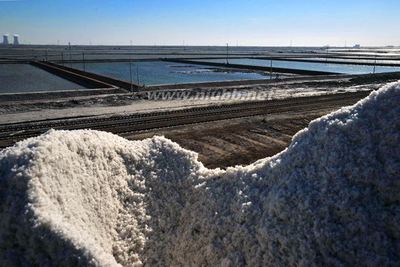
0,91,370,148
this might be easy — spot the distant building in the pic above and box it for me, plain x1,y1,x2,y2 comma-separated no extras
13,35,19,45
2,34,9,45
353,44,361,49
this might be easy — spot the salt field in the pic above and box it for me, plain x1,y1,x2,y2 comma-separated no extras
0,46,323,61
0,64,85,94
194,58,400,74
0,83,399,266
70,61,272,86
2,56,399,94
2,0,400,265
283,57,400,65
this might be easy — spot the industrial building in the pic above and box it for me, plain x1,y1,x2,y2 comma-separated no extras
1,34,20,45
2,34,9,45
13,35,19,45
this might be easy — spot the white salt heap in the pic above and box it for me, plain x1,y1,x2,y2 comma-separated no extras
0,81,399,266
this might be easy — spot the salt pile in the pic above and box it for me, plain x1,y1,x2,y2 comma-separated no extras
0,82,399,266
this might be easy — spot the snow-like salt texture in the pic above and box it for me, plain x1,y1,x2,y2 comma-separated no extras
0,82,399,266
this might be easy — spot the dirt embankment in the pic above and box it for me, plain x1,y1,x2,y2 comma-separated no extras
129,107,348,168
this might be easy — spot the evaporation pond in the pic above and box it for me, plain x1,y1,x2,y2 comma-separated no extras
70,61,272,85
0,64,85,94
193,58,400,74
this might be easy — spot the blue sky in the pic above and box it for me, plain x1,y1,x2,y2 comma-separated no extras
0,0,398,46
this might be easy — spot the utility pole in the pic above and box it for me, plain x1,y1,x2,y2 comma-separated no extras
129,61,133,92
226,43,229,64
136,65,140,87
68,42,72,67
270,60,273,80
82,52,86,72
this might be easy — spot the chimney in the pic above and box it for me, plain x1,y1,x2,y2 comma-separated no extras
13,35,19,45
2,34,9,45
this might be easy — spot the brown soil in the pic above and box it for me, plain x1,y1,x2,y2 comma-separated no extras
127,108,336,169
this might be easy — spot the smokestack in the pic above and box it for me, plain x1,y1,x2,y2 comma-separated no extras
2,34,9,45
13,34,19,45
